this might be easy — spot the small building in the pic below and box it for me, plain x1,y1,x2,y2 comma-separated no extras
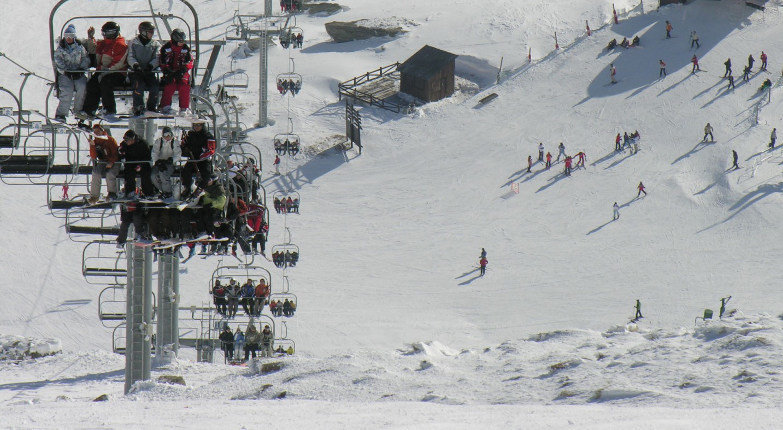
399,45,458,103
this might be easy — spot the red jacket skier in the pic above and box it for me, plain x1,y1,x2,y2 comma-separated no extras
479,257,488,276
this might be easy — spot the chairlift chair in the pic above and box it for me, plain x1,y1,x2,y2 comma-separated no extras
268,292,297,317
271,243,299,269
275,73,302,96
273,132,300,157
272,190,300,214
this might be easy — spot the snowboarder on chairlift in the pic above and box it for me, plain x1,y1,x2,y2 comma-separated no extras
479,256,488,276
545,152,552,169
538,143,544,162
557,142,566,161
610,64,617,83
527,155,533,173
703,123,714,142
691,55,700,73
634,299,643,320
613,202,620,220
637,181,647,198
723,58,732,78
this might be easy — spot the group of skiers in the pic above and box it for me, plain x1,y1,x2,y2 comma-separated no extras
213,278,271,318
527,142,586,176
272,250,299,268
88,119,218,203
219,322,277,362
723,52,769,90
614,131,641,154
280,0,303,12
274,137,301,156
212,278,296,320
277,78,303,96
273,195,300,214
606,35,640,51
54,21,194,122
280,32,304,49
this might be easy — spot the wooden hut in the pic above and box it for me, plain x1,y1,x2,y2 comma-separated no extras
399,45,458,102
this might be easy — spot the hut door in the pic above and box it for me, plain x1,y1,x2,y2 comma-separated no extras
440,77,447,97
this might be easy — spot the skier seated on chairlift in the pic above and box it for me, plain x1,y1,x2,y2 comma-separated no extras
289,139,300,155
213,280,228,315
759,79,772,92
631,35,640,47
294,33,303,49
620,37,629,49
607,38,617,50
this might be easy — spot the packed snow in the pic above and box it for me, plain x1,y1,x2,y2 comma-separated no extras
2,0,783,427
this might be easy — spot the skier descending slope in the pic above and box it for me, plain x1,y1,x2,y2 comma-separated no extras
613,202,620,220
479,256,488,276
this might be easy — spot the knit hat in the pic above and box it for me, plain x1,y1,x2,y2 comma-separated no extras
64,24,77,38
123,129,137,141
161,126,173,136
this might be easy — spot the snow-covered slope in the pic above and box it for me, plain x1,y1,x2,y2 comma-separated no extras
2,0,783,426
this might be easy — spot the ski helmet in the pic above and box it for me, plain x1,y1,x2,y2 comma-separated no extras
138,21,155,36
170,28,186,44
101,21,120,39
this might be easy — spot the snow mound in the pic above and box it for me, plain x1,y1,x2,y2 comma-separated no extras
355,17,418,30
0,335,61,360
401,341,458,357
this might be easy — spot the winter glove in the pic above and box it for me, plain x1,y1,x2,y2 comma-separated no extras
87,26,95,40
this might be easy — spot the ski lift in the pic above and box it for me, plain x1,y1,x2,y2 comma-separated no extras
271,228,299,269
275,73,302,96
273,133,300,157
98,285,126,325
82,240,127,285
274,320,295,355
269,276,297,317
281,26,303,49
210,263,273,294
272,190,300,214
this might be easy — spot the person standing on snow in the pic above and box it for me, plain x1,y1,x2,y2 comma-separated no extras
731,150,739,170
538,142,544,162
615,133,622,151
691,55,700,73
703,123,714,142
564,155,573,176
723,58,732,78
479,256,488,276
613,202,620,220
690,31,700,49
760,51,768,71
480,248,487,259
557,142,566,161
634,299,643,320
527,155,533,173
610,64,617,83
727,74,736,90
665,21,672,39
637,181,647,198
748,54,755,71
769,128,777,149
575,151,586,168
274,154,281,175
742,65,751,82
545,152,552,169
659,59,667,78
